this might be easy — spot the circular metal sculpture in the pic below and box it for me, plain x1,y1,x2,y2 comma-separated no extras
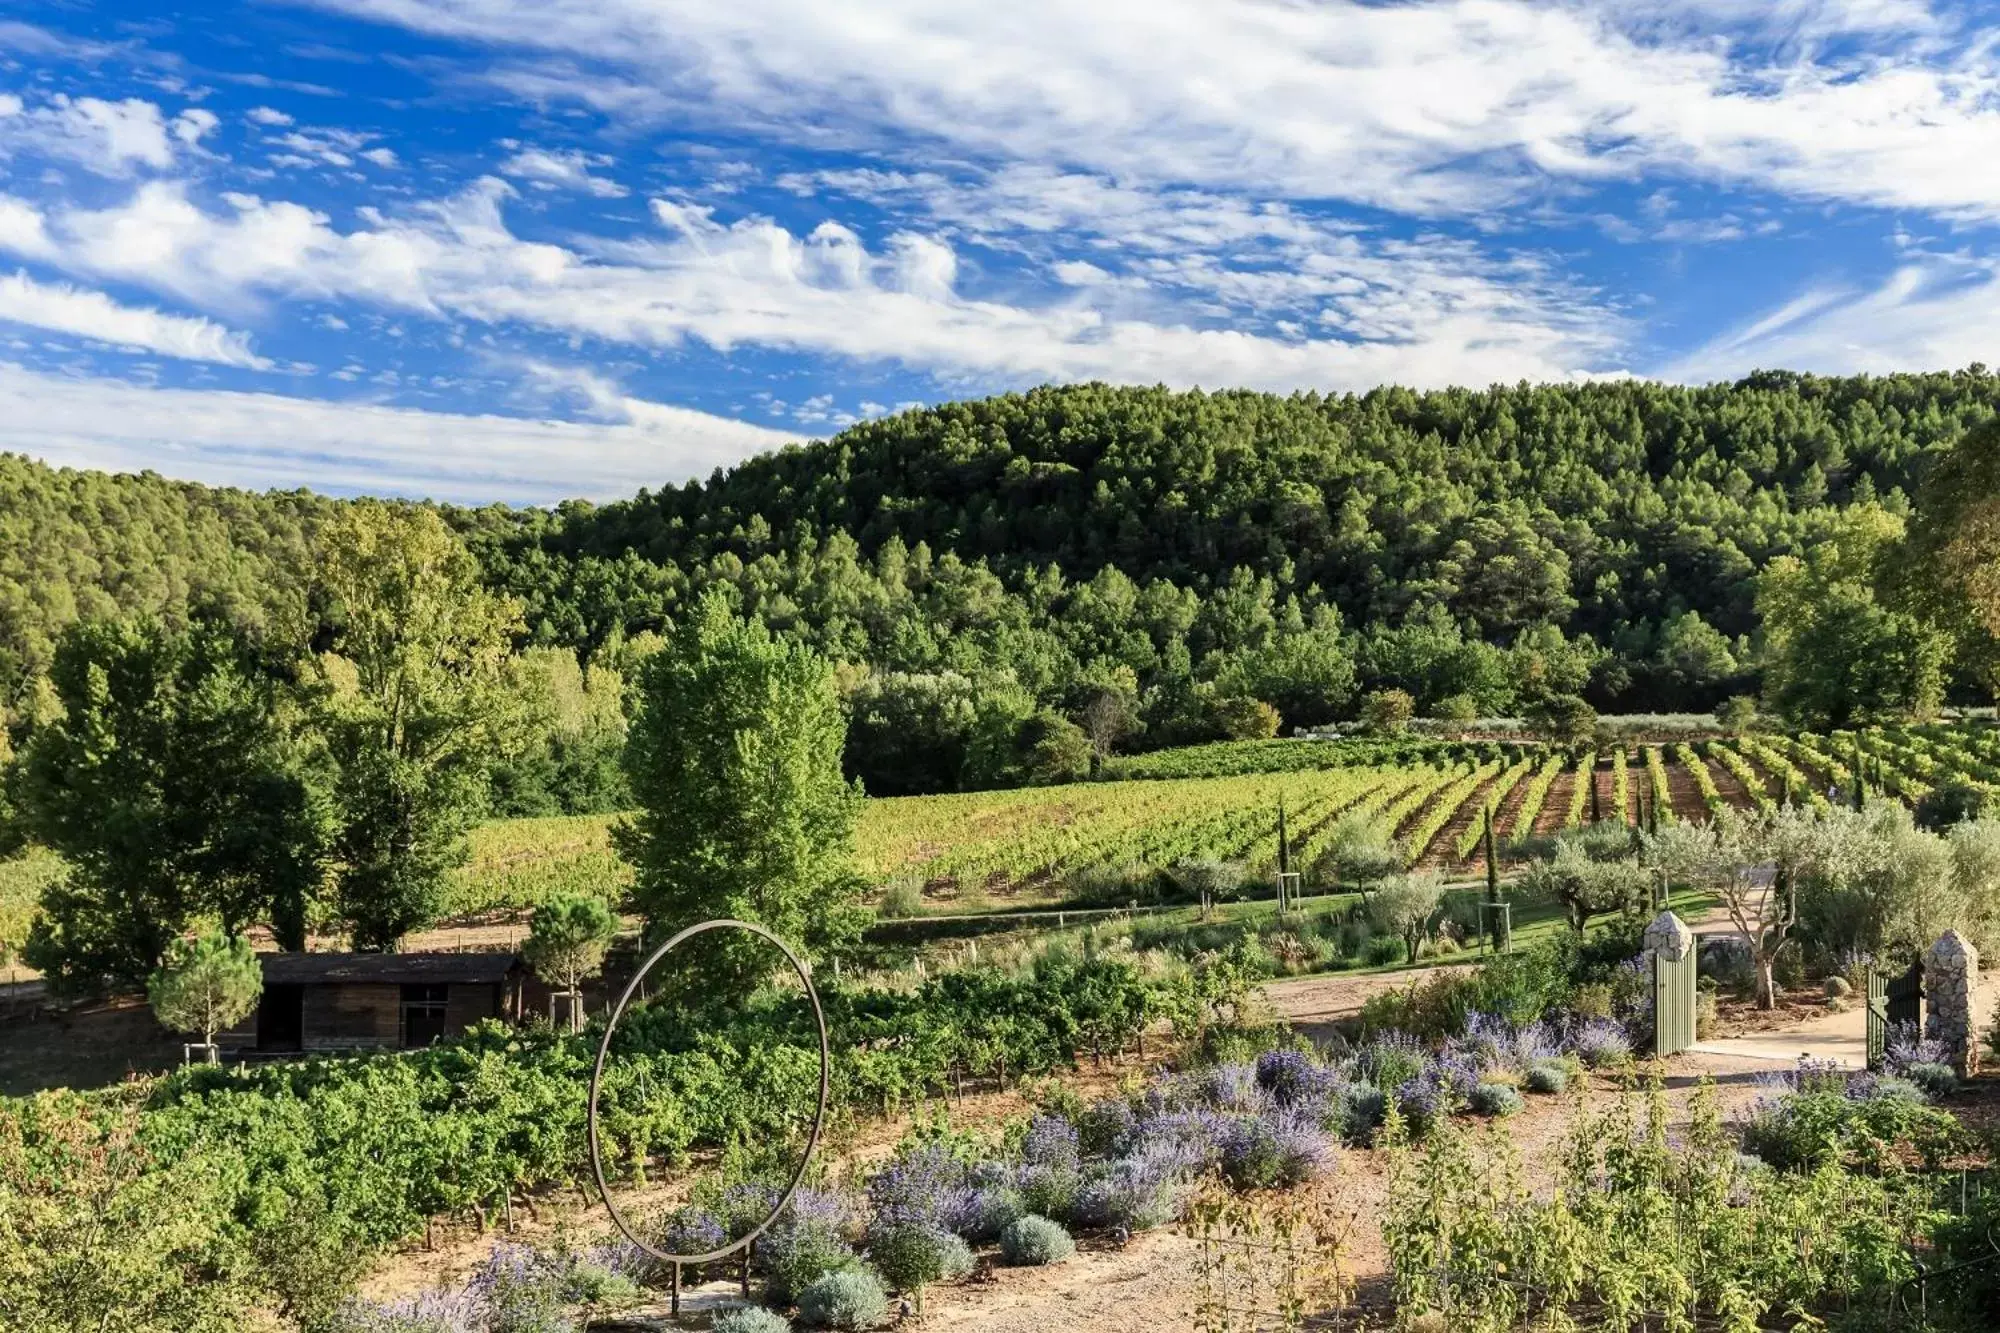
586,918,830,1266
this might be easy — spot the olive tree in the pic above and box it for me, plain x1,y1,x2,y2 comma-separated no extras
148,931,262,1062
1370,870,1445,964
1314,812,1404,902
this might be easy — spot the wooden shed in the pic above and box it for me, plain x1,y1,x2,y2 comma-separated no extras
222,952,533,1055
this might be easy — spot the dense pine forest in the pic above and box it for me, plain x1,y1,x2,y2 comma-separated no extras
5,370,2000,806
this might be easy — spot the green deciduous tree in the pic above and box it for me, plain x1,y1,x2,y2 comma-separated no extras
1360,688,1415,735
616,592,866,995
14,616,331,990
147,930,263,1060
314,503,521,951
1758,507,1948,728
1314,812,1404,900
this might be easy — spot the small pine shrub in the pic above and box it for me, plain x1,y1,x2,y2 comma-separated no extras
795,1268,890,1330
1523,1063,1568,1095
1362,935,1405,967
714,1309,793,1333
1904,1062,1960,1098
1822,975,1853,999
1468,1083,1523,1118
999,1215,1076,1267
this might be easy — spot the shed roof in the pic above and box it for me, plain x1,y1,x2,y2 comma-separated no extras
260,951,522,986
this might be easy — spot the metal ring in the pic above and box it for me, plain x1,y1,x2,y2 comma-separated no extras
586,918,831,1266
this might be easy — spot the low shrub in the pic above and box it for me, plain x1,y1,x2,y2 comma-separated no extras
866,1223,972,1304
1362,935,1405,967
1523,1063,1568,1095
1000,1216,1076,1267
1467,1083,1523,1118
953,1184,1024,1243
757,1192,860,1305
1903,1062,1960,1099
1569,1019,1631,1068
714,1309,793,1333
1340,1086,1388,1144
795,1268,890,1330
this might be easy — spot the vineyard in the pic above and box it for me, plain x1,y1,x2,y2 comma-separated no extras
418,724,2000,923
5,725,1967,944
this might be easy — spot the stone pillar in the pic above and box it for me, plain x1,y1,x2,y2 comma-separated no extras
1924,930,1981,1078
1643,910,1695,965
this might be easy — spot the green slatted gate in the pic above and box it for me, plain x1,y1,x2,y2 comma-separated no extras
1653,944,1697,1058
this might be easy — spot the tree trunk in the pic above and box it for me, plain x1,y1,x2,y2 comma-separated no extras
1755,957,1777,1010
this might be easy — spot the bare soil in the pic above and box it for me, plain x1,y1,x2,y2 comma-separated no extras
1414,769,1502,870
1663,758,1708,823
1531,768,1577,836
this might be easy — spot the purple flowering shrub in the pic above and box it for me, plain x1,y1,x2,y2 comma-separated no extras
1566,1017,1632,1068
868,1143,972,1228
1451,1012,1560,1075
1200,1061,1269,1114
1075,1096,1140,1157
327,1290,484,1333
1883,1023,1950,1077
1355,1032,1429,1091
756,1186,863,1304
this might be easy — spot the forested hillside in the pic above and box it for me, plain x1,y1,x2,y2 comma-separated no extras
497,370,1996,641
5,371,1999,784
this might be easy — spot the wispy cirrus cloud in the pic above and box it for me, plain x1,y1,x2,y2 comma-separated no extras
0,270,273,367
0,174,1624,392
304,0,2000,219
0,358,797,502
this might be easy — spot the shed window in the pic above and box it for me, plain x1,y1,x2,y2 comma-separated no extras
401,983,449,1048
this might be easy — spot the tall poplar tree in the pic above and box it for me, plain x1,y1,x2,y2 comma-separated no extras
616,591,866,997
314,503,520,951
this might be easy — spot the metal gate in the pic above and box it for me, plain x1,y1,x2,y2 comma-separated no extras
1866,967,1889,1070
1653,945,1697,1058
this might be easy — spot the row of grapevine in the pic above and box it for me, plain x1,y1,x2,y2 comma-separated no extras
1453,758,1535,859
1706,742,1772,812
1643,746,1673,824
1400,761,1503,865
1672,743,1726,817
1834,729,1933,802
1292,773,1429,869
1508,753,1568,839
1611,748,1629,824
1733,735,1830,813
1564,751,1594,827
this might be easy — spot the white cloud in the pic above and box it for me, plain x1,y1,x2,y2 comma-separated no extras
246,106,295,127
0,195,52,260
4,176,1622,391
0,92,183,176
1665,252,2000,380
0,359,799,502
498,146,628,197
172,108,220,147
0,271,273,367
306,0,2000,220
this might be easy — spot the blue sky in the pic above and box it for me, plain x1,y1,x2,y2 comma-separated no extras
1,1,1997,503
